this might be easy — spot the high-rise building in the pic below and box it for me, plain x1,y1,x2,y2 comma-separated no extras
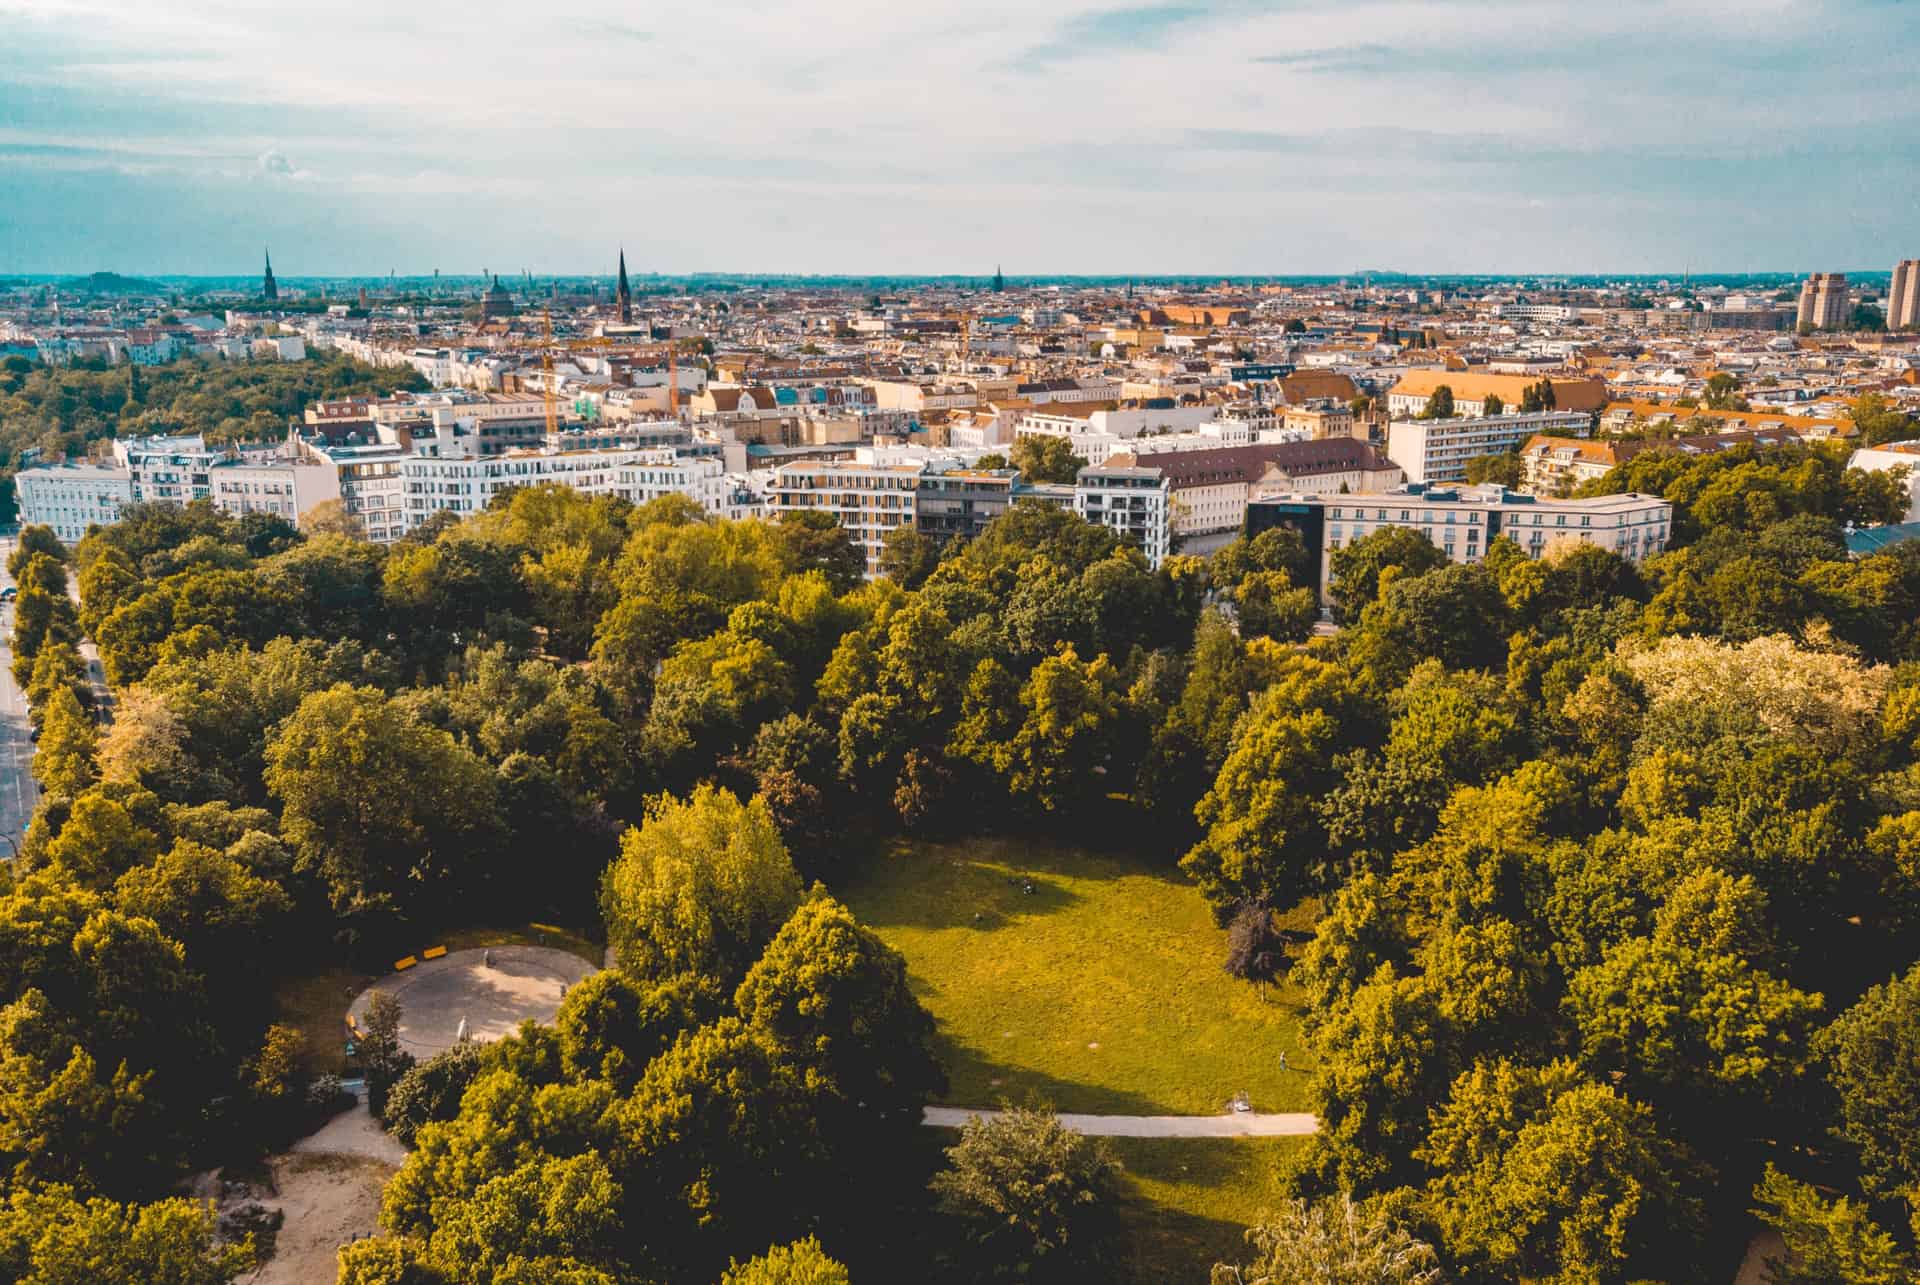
262,248,278,302
1890,260,1920,332
616,248,632,325
1796,273,1849,331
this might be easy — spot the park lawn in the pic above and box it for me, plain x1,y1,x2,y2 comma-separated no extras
1111,1136,1304,1283
843,835,1314,1116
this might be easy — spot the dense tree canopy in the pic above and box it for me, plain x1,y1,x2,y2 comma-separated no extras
1,419,1917,1280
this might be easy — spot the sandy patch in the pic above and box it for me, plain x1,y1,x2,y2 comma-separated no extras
233,1150,396,1285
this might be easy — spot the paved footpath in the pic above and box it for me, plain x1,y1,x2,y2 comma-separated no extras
922,1106,1319,1137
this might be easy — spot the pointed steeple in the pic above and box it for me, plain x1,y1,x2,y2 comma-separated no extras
617,248,633,325
991,264,1005,293
262,247,278,302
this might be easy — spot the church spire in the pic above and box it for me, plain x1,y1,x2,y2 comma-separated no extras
616,247,632,325
262,247,278,302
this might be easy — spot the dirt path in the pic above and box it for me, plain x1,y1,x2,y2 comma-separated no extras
922,1106,1320,1137
232,1150,395,1285
292,1097,408,1166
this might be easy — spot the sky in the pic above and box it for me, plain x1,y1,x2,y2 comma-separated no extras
0,0,1915,276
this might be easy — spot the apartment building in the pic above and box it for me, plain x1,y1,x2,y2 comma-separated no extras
1890,260,1920,332
19,434,345,539
208,455,340,524
15,463,134,543
115,433,220,505
396,409,748,535
768,457,1017,576
1281,405,1358,439
1246,483,1673,595
314,443,408,542
1073,464,1171,568
399,444,744,533
1387,410,1594,483
1095,440,1402,545
1517,436,1626,494
771,460,924,578
1016,404,1222,464
1385,372,1608,418
913,463,1018,544
1796,274,1850,332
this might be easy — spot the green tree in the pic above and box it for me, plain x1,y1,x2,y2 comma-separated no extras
0,1184,256,1284
929,1106,1123,1281
360,989,414,1121
112,839,290,984
383,1041,487,1149
1704,371,1742,410
600,785,803,986
1481,393,1504,416
1235,572,1315,642
556,970,720,1093
1815,962,1920,1199
619,1019,828,1275
1751,1164,1914,1285
8,525,66,579
1210,1195,1441,1285
1848,392,1917,446
1462,452,1522,487
1183,657,1372,912
1009,433,1088,484
1002,646,1123,813
719,1236,850,1285
264,685,504,926
1416,386,1455,419
380,536,529,669
734,896,945,1133
775,511,863,593
878,525,940,589
1420,1059,1704,1281
1328,527,1447,624
31,688,98,799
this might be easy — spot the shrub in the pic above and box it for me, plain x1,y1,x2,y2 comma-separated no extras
1224,903,1286,981
383,1041,487,1148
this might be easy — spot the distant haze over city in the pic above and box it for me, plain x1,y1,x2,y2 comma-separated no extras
2,0,1915,275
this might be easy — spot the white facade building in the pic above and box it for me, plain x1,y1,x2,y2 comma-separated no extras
1387,410,1593,483
15,464,135,543
1074,465,1172,568
1846,441,1920,523
398,411,752,538
1310,485,1672,588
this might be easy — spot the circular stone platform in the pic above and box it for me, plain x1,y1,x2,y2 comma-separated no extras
347,945,598,1061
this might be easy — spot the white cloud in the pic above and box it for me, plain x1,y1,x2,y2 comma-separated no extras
0,0,1914,271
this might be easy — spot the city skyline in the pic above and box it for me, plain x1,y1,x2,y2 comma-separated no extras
2,0,1916,276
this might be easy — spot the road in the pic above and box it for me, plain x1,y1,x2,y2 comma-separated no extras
0,540,37,857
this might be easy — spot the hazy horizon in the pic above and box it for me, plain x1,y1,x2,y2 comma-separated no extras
3,1,1916,276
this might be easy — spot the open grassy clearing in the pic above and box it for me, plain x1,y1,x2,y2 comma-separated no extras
1112,1135,1304,1283
844,835,1314,1116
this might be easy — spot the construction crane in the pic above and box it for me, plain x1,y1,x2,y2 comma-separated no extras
541,309,559,436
